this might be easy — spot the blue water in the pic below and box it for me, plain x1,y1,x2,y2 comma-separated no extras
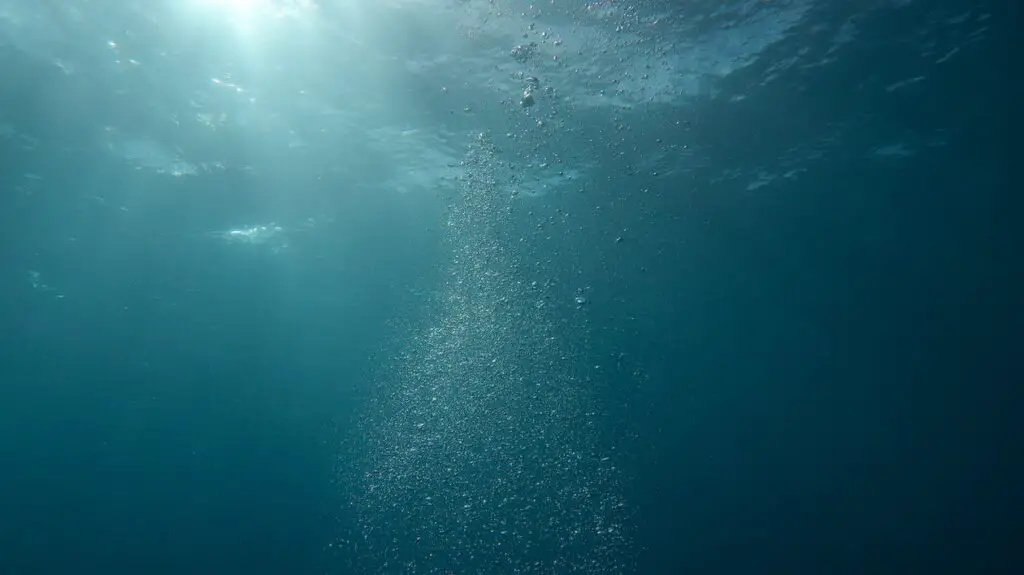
1,0,1014,573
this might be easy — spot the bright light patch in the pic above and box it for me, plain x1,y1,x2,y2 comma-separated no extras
184,0,318,37
195,0,262,15
187,0,273,35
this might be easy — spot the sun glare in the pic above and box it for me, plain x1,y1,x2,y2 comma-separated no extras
186,0,318,33
196,0,262,15
186,0,278,37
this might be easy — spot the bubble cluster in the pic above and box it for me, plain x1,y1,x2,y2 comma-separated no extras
344,134,633,574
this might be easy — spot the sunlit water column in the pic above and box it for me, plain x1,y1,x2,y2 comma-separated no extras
352,134,632,574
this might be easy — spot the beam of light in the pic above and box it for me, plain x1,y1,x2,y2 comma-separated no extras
194,0,263,17
186,0,276,38
183,0,323,41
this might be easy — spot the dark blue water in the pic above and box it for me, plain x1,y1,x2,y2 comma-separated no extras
1,0,1016,573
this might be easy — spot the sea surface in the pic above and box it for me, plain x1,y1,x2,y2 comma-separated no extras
0,1,1015,573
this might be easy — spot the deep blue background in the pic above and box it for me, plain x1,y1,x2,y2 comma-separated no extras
1,1,1017,573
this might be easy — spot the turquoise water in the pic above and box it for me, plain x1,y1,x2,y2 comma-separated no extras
1,1,1012,573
